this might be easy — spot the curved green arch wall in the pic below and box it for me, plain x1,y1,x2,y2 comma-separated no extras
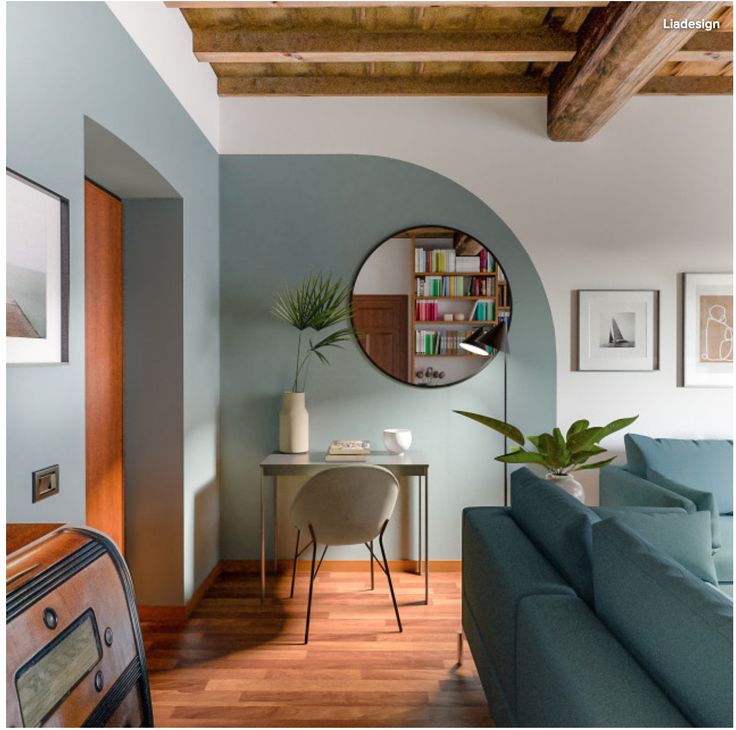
220,154,556,559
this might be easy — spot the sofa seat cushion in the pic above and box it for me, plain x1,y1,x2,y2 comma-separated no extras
625,434,733,514
511,467,600,605
515,594,691,728
462,507,575,715
715,514,733,584
594,507,718,585
593,518,733,728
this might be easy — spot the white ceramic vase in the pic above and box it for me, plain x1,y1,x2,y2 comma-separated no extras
383,428,412,455
546,473,585,503
279,392,309,454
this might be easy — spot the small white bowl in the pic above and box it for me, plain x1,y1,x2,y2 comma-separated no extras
383,428,412,455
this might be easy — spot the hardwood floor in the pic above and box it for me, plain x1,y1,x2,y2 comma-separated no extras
141,568,493,727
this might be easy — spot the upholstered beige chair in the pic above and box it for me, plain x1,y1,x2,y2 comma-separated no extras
289,464,402,643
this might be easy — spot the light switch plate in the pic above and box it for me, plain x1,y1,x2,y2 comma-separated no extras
32,465,59,503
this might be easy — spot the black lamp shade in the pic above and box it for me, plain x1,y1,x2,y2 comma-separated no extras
460,320,510,356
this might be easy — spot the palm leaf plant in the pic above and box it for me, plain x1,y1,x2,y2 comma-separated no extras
452,412,638,475
272,273,354,392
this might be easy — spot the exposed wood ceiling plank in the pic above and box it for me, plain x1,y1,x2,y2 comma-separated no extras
193,29,577,63
218,74,548,95
168,2,607,8
639,76,733,94
547,2,722,141
669,31,733,62
548,5,593,32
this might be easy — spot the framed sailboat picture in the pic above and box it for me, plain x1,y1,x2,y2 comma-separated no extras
577,290,658,371
683,273,732,387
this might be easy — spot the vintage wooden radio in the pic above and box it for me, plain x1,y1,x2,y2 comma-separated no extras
6,527,154,727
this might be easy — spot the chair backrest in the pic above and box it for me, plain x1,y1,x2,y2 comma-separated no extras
289,465,399,546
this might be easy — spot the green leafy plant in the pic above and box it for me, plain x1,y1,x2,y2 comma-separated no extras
453,412,638,475
272,273,354,393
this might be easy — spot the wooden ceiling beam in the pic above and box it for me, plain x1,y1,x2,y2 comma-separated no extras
168,2,607,8
194,29,576,63
639,76,733,94
547,2,722,141
218,74,548,95
669,31,733,62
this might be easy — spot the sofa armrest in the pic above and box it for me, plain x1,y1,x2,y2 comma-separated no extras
645,469,722,550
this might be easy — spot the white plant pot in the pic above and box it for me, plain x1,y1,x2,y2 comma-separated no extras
383,428,412,455
279,391,309,454
546,473,585,503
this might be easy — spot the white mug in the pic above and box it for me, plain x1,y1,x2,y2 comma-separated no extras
383,428,412,455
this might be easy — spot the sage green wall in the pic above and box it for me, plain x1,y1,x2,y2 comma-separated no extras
220,155,556,560
6,2,219,604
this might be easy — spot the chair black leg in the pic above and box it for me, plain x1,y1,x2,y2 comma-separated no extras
370,539,375,590
290,529,301,599
305,524,318,644
378,523,403,633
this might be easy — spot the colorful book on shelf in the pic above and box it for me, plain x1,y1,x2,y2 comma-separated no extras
327,439,371,455
470,300,496,322
415,275,497,297
415,300,439,321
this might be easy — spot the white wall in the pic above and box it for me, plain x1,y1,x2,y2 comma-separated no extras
354,237,411,295
220,96,733,503
107,1,219,149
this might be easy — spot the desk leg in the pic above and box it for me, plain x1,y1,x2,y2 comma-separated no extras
260,472,266,604
417,478,422,576
273,478,279,574
424,472,429,605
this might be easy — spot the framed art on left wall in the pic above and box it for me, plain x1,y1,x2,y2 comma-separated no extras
6,169,69,364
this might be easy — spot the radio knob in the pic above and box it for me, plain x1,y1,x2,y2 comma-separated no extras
94,671,104,692
104,627,113,646
42,608,58,630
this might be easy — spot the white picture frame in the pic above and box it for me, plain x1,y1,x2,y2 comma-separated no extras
683,273,733,388
577,290,658,371
6,169,69,364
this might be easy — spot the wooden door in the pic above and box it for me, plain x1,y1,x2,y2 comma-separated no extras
352,295,409,382
85,181,124,552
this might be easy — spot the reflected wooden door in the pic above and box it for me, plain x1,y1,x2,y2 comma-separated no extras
352,295,409,382
85,180,124,552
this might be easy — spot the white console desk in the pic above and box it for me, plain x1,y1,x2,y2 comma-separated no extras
259,451,430,604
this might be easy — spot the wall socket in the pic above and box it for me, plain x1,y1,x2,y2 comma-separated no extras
32,465,60,503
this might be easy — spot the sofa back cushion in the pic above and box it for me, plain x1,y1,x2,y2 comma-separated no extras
625,434,733,514
594,507,718,584
511,468,600,605
593,518,733,728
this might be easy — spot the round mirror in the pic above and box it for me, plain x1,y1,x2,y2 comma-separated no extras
352,226,512,387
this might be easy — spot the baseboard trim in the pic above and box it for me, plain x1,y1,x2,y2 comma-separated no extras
138,558,461,621
138,561,222,622
185,561,222,614
220,559,462,573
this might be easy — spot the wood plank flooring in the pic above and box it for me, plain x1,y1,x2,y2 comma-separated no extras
141,569,493,727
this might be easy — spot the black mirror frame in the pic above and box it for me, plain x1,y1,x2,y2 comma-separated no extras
350,224,512,389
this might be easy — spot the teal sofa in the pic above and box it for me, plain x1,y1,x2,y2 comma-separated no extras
600,434,733,593
462,468,733,727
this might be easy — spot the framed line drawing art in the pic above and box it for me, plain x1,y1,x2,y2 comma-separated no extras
6,168,69,364
577,290,658,371
683,273,733,388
